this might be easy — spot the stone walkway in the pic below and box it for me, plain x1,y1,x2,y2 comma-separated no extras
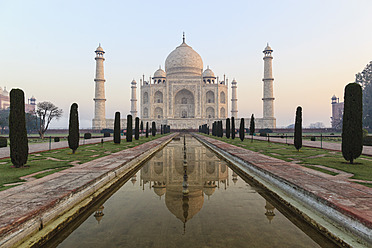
195,134,372,246
248,135,372,156
0,137,113,159
0,134,177,248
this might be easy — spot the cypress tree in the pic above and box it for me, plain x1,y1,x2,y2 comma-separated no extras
342,83,363,164
152,121,156,136
226,118,230,138
135,117,140,140
9,89,28,167
161,124,163,134
239,118,245,141
250,114,255,142
146,122,149,138
114,112,121,144
140,121,143,135
220,121,224,138
68,103,79,154
231,117,235,139
126,115,133,142
294,106,302,151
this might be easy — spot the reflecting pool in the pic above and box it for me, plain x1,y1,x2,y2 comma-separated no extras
44,135,338,248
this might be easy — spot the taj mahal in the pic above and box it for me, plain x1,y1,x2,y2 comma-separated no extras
92,35,276,130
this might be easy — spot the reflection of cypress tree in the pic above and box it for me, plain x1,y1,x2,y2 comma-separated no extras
9,89,28,167
68,103,79,154
126,115,133,142
231,117,235,139
342,83,363,164
294,107,302,151
135,117,139,140
140,121,143,134
114,112,121,144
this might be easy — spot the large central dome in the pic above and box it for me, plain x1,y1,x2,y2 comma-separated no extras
165,41,203,76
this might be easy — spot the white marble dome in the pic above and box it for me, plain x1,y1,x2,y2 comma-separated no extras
203,67,215,78
154,68,166,78
165,41,203,76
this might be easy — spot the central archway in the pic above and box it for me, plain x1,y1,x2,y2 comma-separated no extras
174,89,195,118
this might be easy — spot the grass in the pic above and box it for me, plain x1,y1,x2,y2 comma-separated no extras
0,134,169,191
303,165,338,176
203,134,372,183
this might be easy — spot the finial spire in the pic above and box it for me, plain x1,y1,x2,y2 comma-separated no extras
99,43,101,47
159,65,161,69
183,32,185,43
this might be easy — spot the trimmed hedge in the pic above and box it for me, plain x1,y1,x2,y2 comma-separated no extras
103,132,110,137
0,137,7,147
84,133,92,139
54,137,60,142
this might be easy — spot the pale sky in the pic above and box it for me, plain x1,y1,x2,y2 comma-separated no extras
1,0,372,128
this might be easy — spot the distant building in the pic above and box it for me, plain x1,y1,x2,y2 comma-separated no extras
0,86,36,112
331,95,344,129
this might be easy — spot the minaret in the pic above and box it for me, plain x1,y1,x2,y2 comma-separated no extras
262,43,275,127
130,79,137,117
231,79,238,118
93,44,106,129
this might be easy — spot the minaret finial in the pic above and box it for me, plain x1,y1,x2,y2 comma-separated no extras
99,43,101,47
159,65,161,69
183,32,185,43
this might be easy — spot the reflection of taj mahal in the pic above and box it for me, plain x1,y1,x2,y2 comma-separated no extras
92,35,276,130
140,137,228,224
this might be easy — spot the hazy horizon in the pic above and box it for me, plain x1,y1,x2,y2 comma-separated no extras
1,0,371,129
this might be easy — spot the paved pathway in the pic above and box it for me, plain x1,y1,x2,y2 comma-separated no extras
0,136,114,159
0,134,177,247
247,135,372,156
195,134,372,246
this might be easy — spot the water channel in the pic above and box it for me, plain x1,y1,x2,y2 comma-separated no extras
42,135,339,248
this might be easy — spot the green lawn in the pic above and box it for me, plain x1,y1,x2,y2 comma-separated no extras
203,134,372,184
0,134,169,191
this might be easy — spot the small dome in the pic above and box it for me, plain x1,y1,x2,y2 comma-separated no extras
2,87,8,96
263,43,273,52
95,44,104,53
203,67,215,78
131,79,137,84
154,68,166,78
331,95,337,100
203,186,216,197
231,79,237,84
30,95,36,100
154,187,166,197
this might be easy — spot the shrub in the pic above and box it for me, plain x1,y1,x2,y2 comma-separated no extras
231,117,235,139
84,133,92,139
294,106,302,151
135,117,139,140
100,128,114,133
239,118,245,141
103,132,110,137
0,137,7,147
342,83,363,164
310,136,316,141
9,89,28,167
259,128,273,134
126,115,133,142
226,118,230,139
68,103,79,154
260,132,267,137
152,121,156,136
146,122,149,138
54,137,60,142
114,112,121,144
363,136,372,146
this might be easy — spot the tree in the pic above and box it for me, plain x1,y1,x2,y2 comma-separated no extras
9,89,28,167
342,83,363,164
231,117,235,139
140,120,143,135
220,121,223,138
68,103,79,154
36,101,63,139
294,106,302,151
226,118,230,138
146,122,149,138
114,112,121,144
152,121,156,136
135,117,140,140
161,124,163,135
126,115,133,142
250,114,255,142
239,118,245,141
355,61,372,128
